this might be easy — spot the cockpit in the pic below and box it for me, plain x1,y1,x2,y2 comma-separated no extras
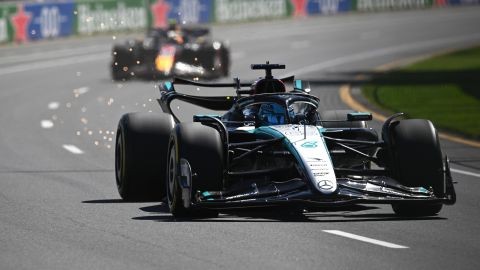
224,96,319,127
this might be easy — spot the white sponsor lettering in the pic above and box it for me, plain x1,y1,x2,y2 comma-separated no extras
0,18,7,42
178,0,202,24
215,0,286,23
357,0,427,11
317,0,340,15
40,6,61,38
271,125,337,194
77,3,146,34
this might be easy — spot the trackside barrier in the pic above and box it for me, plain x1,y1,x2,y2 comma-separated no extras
0,0,478,44
74,0,147,35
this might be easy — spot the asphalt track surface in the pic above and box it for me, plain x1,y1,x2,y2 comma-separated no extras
1,7,480,270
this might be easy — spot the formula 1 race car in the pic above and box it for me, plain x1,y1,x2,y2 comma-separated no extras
111,24,230,81
114,62,456,218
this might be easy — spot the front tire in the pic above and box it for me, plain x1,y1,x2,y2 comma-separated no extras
115,112,174,201
167,123,224,218
388,119,445,216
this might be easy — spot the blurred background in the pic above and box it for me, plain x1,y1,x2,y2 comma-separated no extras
1,1,480,270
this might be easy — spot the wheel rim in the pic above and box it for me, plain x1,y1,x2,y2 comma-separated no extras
167,145,176,208
115,132,124,189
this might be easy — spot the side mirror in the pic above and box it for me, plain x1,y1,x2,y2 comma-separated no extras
293,80,311,93
347,112,372,121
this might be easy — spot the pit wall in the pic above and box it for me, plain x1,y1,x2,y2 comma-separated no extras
1,0,478,44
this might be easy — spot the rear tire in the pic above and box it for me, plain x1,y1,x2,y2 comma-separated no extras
111,45,134,81
167,123,223,218
115,112,174,201
388,119,444,216
220,47,230,77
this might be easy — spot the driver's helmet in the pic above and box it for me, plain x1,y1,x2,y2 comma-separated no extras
167,19,179,31
166,19,184,44
258,103,286,126
288,101,318,124
251,78,285,95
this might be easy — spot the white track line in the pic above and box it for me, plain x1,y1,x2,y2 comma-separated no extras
40,120,54,129
291,40,311,50
282,33,480,77
73,86,90,96
47,102,60,110
0,44,107,65
0,53,107,76
323,230,408,249
451,168,480,178
62,144,84,154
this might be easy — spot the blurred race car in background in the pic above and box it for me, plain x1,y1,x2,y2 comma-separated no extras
111,23,230,81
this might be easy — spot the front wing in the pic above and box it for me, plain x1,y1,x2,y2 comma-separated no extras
193,176,456,209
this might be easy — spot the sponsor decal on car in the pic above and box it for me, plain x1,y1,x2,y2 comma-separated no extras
156,45,176,73
301,141,318,148
317,179,334,190
271,125,337,194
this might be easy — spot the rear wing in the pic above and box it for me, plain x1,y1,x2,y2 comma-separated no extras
158,78,245,123
157,62,300,122
158,76,299,122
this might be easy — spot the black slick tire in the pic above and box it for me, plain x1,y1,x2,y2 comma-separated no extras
388,119,445,216
115,112,174,201
167,123,223,218
111,45,133,81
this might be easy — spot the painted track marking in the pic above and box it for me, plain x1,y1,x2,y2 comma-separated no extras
62,144,84,154
48,102,60,110
282,33,480,77
323,230,409,249
0,53,107,76
40,120,54,129
450,168,480,178
291,40,310,49
73,87,89,96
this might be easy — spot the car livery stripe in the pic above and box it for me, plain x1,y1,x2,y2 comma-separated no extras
268,125,337,195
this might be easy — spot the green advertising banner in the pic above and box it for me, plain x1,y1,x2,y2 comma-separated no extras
74,0,147,35
213,0,288,23
356,0,433,11
0,4,18,43
0,0,477,44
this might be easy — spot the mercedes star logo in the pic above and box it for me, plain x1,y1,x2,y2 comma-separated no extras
318,180,334,190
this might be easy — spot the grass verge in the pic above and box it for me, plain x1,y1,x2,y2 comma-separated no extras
362,46,480,140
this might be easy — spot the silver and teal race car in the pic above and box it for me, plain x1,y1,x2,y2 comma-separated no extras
114,63,456,218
